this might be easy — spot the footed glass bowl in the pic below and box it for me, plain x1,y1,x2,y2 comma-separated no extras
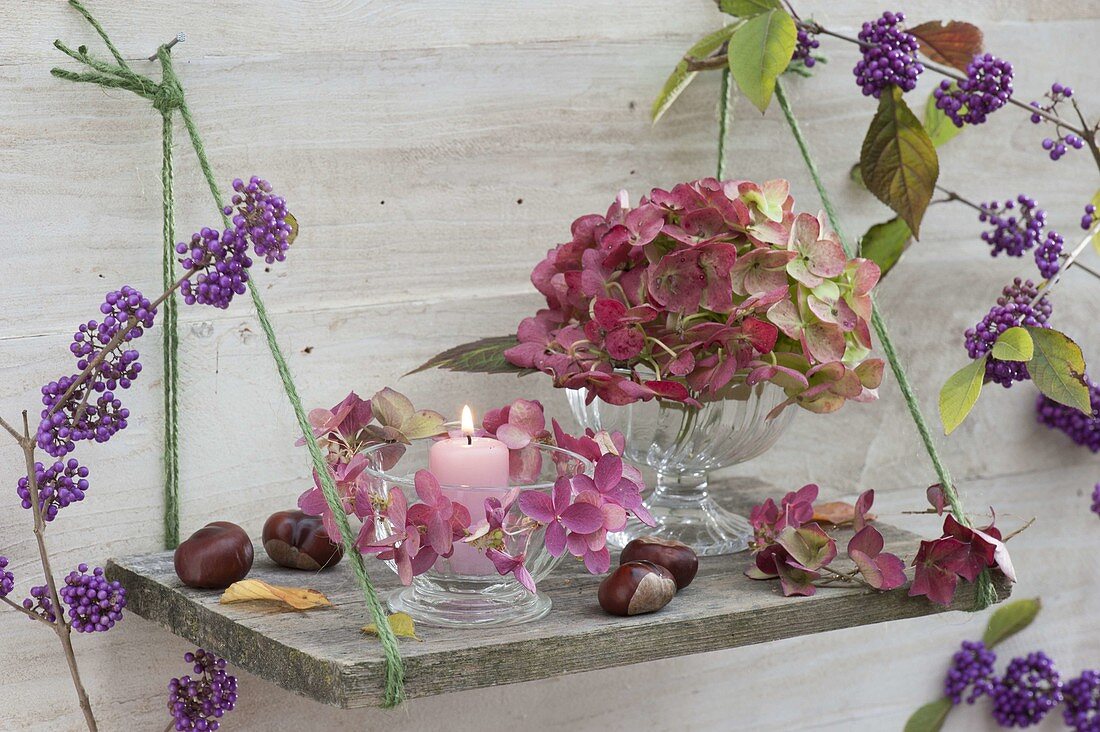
567,380,793,556
360,439,592,628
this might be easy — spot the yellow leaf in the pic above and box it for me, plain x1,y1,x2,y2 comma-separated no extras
362,612,422,641
219,579,332,610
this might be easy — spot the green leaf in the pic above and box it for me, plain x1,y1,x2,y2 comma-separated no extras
903,697,953,732
860,86,940,237
727,9,796,113
923,89,962,148
849,162,865,189
991,327,1033,362
1090,188,1100,255
719,0,780,17
362,612,422,642
285,211,299,245
1025,327,1092,413
859,216,912,278
406,335,533,376
939,356,987,435
652,24,740,123
982,598,1041,648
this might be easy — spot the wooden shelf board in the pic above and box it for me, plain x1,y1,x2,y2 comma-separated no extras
106,478,1010,708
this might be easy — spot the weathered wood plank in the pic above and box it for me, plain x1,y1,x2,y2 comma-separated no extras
106,478,1010,708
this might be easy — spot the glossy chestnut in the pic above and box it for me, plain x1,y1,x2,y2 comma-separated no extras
173,521,254,589
262,509,343,571
598,560,677,617
620,536,698,590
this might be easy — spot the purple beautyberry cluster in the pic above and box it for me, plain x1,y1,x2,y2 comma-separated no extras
792,29,820,68
1030,84,1085,161
1034,231,1064,280
23,585,56,623
990,652,1063,727
1064,669,1100,732
945,640,997,705
964,278,1052,387
167,648,238,731
1036,376,1100,452
59,564,126,633
934,54,1013,127
228,176,293,264
17,459,90,522
37,375,130,457
0,556,13,598
853,12,923,97
978,195,1047,258
70,286,155,391
1092,484,1100,519
177,227,252,310
1083,204,1096,231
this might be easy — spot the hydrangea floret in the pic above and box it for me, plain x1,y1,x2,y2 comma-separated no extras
504,179,884,416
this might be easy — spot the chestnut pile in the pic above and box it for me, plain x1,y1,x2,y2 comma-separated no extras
173,510,343,590
598,537,698,617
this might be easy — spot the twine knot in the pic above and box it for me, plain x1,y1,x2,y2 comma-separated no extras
152,78,183,114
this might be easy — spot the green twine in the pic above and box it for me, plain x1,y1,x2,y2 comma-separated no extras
54,0,406,705
717,68,732,179
158,59,180,549
772,79,997,610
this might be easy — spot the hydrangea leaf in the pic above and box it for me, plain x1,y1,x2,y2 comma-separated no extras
719,0,780,17
991,327,1033,362
908,20,984,72
981,597,1041,648
727,9,797,113
776,524,836,570
408,335,533,376
923,88,963,148
652,24,740,123
858,216,911,279
903,697,953,732
939,356,987,435
860,86,939,237
362,611,423,642
1024,326,1092,414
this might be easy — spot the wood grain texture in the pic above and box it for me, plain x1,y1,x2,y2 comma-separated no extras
106,478,1010,707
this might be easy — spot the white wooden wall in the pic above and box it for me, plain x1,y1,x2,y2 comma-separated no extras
1,2,1097,729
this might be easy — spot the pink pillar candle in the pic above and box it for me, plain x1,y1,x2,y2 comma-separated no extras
428,418,510,576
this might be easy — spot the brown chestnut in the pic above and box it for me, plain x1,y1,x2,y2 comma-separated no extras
173,521,254,589
620,536,698,590
262,509,343,571
598,560,677,616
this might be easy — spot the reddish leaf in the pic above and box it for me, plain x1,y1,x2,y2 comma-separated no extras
853,489,875,532
909,20,984,72
927,483,947,515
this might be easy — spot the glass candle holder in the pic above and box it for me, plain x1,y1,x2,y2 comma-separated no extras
567,379,793,556
360,438,592,628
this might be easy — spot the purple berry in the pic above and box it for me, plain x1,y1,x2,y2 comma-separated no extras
0,556,13,598
978,195,1047,258
23,584,57,623
934,54,1013,127
1064,669,1100,731
1034,230,1064,280
964,278,1052,388
990,651,1063,727
167,648,238,731
852,12,923,98
59,565,126,633
945,640,997,705
1037,377,1100,452
792,28,820,68
1092,485,1100,519
17,459,90,522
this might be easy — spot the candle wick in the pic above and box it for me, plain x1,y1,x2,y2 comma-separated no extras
466,434,473,446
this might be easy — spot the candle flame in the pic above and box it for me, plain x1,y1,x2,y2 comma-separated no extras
460,405,475,437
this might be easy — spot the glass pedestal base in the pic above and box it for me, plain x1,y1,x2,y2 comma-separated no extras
609,471,751,556
387,576,551,628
